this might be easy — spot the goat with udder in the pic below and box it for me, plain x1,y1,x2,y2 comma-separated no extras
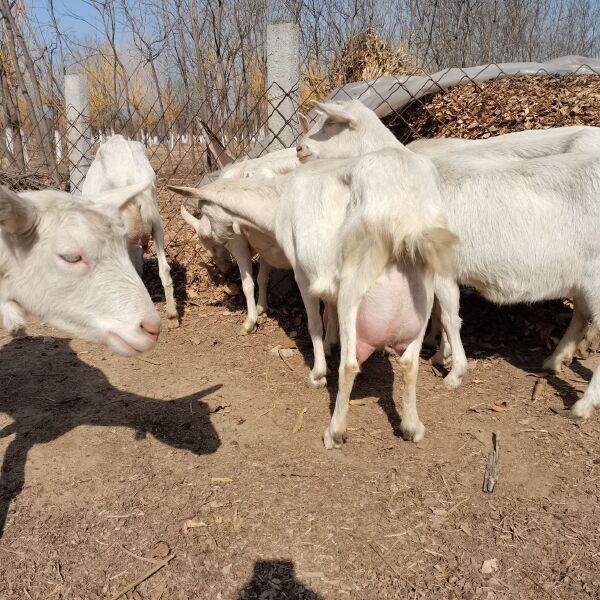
0,181,161,355
169,148,458,448
180,126,298,333
81,134,178,328
297,99,600,420
299,114,600,361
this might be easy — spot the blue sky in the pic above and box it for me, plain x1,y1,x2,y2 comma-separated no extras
30,0,111,40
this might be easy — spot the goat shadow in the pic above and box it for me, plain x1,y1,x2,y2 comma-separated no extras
428,290,594,409
261,275,404,439
0,335,221,538
236,559,322,600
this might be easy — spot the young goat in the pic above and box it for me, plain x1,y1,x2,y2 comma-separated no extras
298,99,600,420
170,148,457,448
81,135,178,327
0,181,160,355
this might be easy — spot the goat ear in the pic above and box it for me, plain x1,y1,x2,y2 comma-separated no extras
312,101,357,127
87,176,155,210
298,112,310,135
200,120,234,168
168,184,216,210
0,186,37,235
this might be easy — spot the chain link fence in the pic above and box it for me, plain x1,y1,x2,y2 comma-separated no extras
1,49,599,305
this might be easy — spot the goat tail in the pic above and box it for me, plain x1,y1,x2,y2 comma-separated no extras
413,226,458,278
340,203,458,282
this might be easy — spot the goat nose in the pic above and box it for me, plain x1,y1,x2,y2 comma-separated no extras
296,145,303,152
140,319,161,338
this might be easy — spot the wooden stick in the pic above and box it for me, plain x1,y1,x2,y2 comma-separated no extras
483,432,500,493
109,554,175,600
118,544,161,566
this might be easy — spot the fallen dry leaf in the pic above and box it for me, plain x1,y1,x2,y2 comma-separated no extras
222,283,241,296
181,518,207,534
280,338,298,349
292,408,308,433
481,558,498,574
490,401,511,412
152,541,171,559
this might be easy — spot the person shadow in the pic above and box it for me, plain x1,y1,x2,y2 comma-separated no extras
0,335,221,537
236,560,322,600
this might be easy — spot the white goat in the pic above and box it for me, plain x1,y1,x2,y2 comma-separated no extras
0,181,160,355
81,135,178,327
297,99,600,420
406,126,600,359
180,128,298,333
407,125,600,159
169,148,457,448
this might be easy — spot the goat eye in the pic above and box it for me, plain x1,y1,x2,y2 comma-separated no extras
60,253,82,264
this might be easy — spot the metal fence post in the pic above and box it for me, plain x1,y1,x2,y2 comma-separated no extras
266,22,299,151
65,67,92,193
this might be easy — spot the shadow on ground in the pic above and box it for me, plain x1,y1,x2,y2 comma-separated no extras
237,559,322,600
0,336,221,537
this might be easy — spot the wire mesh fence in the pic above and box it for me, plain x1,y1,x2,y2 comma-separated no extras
1,56,599,304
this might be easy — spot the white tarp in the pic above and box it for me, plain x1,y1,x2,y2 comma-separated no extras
326,55,600,118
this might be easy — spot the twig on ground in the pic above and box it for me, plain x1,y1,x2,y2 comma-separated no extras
118,544,160,565
277,348,294,371
369,542,403,578
483,432,500,493
138,357,162,366
109,554,176,600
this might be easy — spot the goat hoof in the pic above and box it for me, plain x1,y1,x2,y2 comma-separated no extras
167,317,180,330
308,372,327,388
400,420,425,443
443,372,462,390
241,320,258,334
431,351,448,368
257,305,268,316
571,399,593,419
542,357,565,374
323,427,345,449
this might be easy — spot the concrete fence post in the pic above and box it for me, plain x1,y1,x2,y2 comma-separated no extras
266,22,300,152
65,67,92,192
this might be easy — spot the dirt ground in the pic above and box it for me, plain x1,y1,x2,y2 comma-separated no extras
1,272,600,600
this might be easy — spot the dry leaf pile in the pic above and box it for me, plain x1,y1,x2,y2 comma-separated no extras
390,74,600,141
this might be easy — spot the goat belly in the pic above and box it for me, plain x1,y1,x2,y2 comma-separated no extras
355,266,428,364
